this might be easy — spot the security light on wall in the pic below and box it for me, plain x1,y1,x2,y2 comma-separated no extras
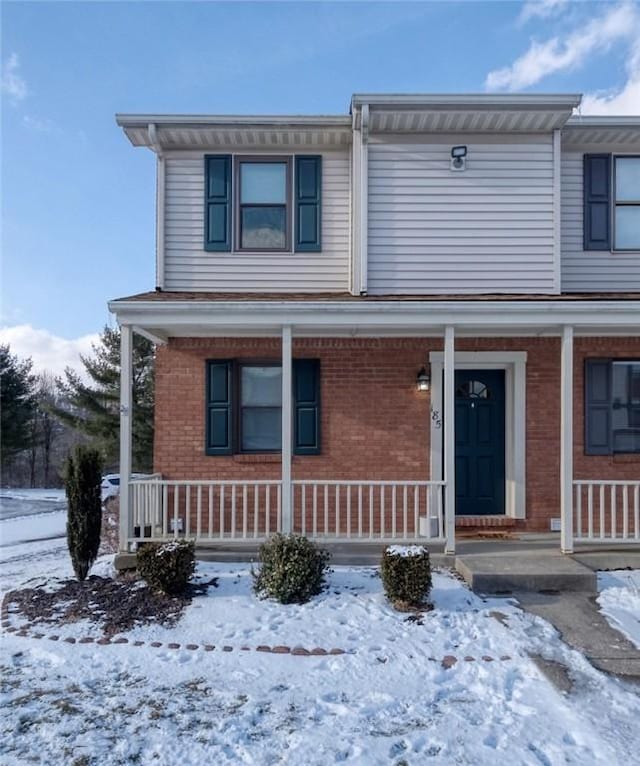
450,145,467,171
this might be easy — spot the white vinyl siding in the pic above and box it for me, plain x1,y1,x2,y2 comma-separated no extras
561,150,640,292
163,150,350,291
367,136,556,294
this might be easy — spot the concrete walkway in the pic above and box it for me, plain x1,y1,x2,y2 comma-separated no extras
516,590,640,683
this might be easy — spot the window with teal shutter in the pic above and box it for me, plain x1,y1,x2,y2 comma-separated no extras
584,154,611,251
205,361,233,454
293,359,320,455
295,156,321,252
205,155,232,251
205,359,320,455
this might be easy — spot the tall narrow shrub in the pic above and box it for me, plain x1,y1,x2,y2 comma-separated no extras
64,446,103,581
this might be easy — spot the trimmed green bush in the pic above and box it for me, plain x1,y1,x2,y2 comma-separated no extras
137,539,196,595
64,446,103,582
380,545,432,609
253,534,330,604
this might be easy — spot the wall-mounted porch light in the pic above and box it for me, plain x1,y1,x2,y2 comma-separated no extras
416,366,431,392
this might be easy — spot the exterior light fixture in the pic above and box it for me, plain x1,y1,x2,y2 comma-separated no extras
417,366,430,392
450,145,467,171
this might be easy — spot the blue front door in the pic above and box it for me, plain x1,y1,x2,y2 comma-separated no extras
455,370,505,516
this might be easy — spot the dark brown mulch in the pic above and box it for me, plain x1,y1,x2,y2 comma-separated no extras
4,575,218,638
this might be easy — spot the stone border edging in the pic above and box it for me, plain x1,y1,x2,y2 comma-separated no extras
2,594,513,667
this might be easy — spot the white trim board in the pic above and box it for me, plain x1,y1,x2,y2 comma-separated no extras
429,351,527,520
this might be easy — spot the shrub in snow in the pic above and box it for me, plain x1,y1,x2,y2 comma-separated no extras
137,539,196,595
64,445,103,582
253,533,330,604
380,545,432,609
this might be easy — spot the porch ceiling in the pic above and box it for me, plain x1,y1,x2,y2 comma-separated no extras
108,295,640,340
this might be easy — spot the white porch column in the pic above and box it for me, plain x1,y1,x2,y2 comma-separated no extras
444,325,456,554
119,324,133,551
281,325,293,534
560,325,574,553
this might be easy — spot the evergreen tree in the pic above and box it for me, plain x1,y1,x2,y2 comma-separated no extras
0,344,36,474
64,446,103,581
54,326,154,472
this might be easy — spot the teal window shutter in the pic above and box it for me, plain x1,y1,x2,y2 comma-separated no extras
205,155,232,251
584,154,611,251
294,156,321,252
585,359,611,455
206,361,233,455
293,359,320,455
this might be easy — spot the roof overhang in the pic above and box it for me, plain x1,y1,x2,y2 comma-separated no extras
351,93,582,133
562,115,640,146
116,114,353,150
109,297,640,340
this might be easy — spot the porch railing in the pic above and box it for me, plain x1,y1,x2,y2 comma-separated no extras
292,480,445,541
573,480,640,543
129,479,282,543
128,478,445,544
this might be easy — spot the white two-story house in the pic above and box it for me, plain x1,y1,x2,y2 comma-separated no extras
109,93,640,557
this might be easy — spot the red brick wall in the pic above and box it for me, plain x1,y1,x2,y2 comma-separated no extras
153,335,640,533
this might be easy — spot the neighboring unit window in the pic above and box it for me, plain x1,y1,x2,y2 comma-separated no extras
240,365,282,451
585,359,640,455
611,361,640,453
614,156,640,250
238,159,289,251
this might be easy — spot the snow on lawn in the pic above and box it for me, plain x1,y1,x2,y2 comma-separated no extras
0,489,66,546
2,547,640,765
597,570,640,649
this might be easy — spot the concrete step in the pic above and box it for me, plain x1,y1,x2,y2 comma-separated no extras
455,553,597,594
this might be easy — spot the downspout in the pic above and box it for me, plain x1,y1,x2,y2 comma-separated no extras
350,107,361,295
148,123,165,291
360,104,369,296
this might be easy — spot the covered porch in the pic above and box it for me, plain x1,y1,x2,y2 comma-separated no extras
110,294,640,555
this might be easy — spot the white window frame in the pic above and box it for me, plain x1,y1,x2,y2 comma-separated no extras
612,153,640,253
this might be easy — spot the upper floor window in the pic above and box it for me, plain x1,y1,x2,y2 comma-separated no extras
205,155,321,253
584,154,640,252
614,157,640,250
238,159,290,251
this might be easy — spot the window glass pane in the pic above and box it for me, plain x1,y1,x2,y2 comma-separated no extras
241,408,281,450
611,362,640,453
614,206,640,249
615,157,640,202
240,163,286,204
241,366,282,406
241,206,286,249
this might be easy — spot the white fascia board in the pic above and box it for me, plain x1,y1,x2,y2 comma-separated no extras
566,116,640,128
109,299,640,331
351,93,582,110
115,114,351,128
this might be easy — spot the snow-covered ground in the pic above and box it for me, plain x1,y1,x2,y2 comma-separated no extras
598,570,640,649
1,495,640,765
0,489,66,546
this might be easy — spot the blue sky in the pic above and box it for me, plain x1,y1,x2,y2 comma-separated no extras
1,0,639,373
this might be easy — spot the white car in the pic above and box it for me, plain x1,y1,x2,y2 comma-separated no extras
101,474,151,503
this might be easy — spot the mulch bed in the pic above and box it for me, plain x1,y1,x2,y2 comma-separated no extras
3,575,217,638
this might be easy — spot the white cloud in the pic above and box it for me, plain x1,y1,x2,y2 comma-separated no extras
519,0,569,25
22,115,55,133
1,53,27,103
580,31,640,114
0,325,100,379
486,2,638,91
